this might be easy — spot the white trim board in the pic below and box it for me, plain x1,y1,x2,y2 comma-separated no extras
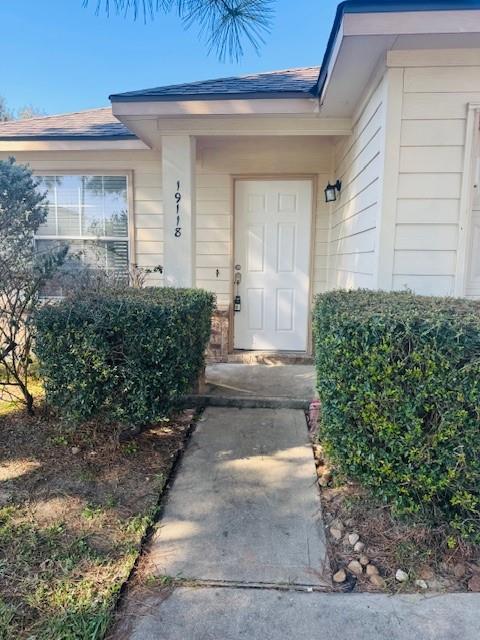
455,103,480,296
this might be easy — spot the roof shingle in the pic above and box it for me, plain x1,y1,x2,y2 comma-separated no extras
0,67,320,141
110,67,320,101
0,107,136,140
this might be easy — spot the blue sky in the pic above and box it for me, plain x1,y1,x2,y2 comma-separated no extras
0,0,338,115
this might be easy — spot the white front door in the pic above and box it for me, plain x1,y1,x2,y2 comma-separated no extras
234,180,312,351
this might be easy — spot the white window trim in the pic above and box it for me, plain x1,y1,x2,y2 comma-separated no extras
455,104,480,297
34,170,136,270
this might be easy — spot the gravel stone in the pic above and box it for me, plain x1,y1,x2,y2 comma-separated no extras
396,569,409,582
333,569,347,583
348,533,360,546
347,560,363,575
370,574,386,588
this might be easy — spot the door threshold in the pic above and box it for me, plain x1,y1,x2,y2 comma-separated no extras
227,350,313,365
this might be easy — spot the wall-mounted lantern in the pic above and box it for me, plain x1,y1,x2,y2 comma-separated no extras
324,180,342,203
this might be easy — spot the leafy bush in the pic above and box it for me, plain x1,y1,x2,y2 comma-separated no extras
0,157,66,413
314,290,480,542
34,288,214,426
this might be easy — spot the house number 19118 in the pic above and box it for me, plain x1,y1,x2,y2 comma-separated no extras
174,180,182,238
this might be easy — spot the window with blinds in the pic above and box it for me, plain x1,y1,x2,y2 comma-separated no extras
35,175,129,278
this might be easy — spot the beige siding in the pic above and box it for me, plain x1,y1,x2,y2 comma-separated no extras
328,75,385,290
389,51,480,296
1,137,336,311
0,149,164,284
196,136,333,308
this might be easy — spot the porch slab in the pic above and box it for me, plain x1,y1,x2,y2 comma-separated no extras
118,589,480,640
147,407,328,586
205,363,316,401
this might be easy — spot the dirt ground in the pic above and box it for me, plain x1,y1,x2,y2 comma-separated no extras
0,403,195,639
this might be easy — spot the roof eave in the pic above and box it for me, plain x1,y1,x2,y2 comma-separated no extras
109,90,317,103
315,0,480,96
0,134,138,141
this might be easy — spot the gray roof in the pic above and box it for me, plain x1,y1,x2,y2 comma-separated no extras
110,67,321,102
0,67,320,141
0,107,136,140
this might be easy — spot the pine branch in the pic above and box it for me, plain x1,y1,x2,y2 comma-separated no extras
83,0,274,60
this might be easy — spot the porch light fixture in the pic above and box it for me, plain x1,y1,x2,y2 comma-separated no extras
324,180,342,203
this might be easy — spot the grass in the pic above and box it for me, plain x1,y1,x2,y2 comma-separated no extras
0,389,193,639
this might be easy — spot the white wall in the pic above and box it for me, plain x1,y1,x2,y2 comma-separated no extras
328,74,386,290
387,49,480,296
196,136,333,308
0,149,165,285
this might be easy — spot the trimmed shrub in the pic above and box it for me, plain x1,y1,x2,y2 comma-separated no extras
34,288,215,426
313,290,480,542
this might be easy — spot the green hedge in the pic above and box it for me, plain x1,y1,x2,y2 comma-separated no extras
34,288,215,426
314,290,480,542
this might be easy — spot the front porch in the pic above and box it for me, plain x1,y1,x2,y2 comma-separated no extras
109,77,353,356
136,132,346,357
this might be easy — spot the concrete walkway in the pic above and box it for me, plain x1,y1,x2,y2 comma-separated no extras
147,407,328,586
118,589,480,640
114,365,480,639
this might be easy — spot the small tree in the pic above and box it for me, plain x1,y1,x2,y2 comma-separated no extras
0,158,66,413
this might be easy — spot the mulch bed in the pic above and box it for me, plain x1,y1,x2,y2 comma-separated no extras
313,443,480,594
0,403,195,639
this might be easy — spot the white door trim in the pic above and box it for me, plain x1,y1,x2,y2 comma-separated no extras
455,103,480,296
233,176,315,352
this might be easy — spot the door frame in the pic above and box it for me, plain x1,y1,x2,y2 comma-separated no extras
230,174,317,353
455,103,480,296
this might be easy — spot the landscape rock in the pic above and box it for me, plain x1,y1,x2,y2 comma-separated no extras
468,575,480,592
359,554,369,566
71,446,80,455
366,564,379,576
333,569,347,583
415,579,428,590
312,444,324,458
347,560,363,575
318,472,332,487
330,527,343,541
453,563,467,579
354,541,365,552
418,566,435,580
369,574,386,588
0,490,12,506
330,518,344,532
348,533,360,546
395,569,409,582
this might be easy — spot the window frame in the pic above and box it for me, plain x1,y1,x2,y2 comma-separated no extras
34,169,136,273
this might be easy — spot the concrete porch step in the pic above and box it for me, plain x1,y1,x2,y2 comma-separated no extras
226,350,313,365
183,393,310,410
185,363,317,410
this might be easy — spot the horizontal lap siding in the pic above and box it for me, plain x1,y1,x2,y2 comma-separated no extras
196,137,334,308
0,149,164,285
329,77,384,290
392,57,480,296
3,138,335,306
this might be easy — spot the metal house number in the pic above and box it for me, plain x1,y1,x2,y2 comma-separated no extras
174,180,182,238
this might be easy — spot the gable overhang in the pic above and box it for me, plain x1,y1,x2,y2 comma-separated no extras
318,1,480,117
111,96,351,148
